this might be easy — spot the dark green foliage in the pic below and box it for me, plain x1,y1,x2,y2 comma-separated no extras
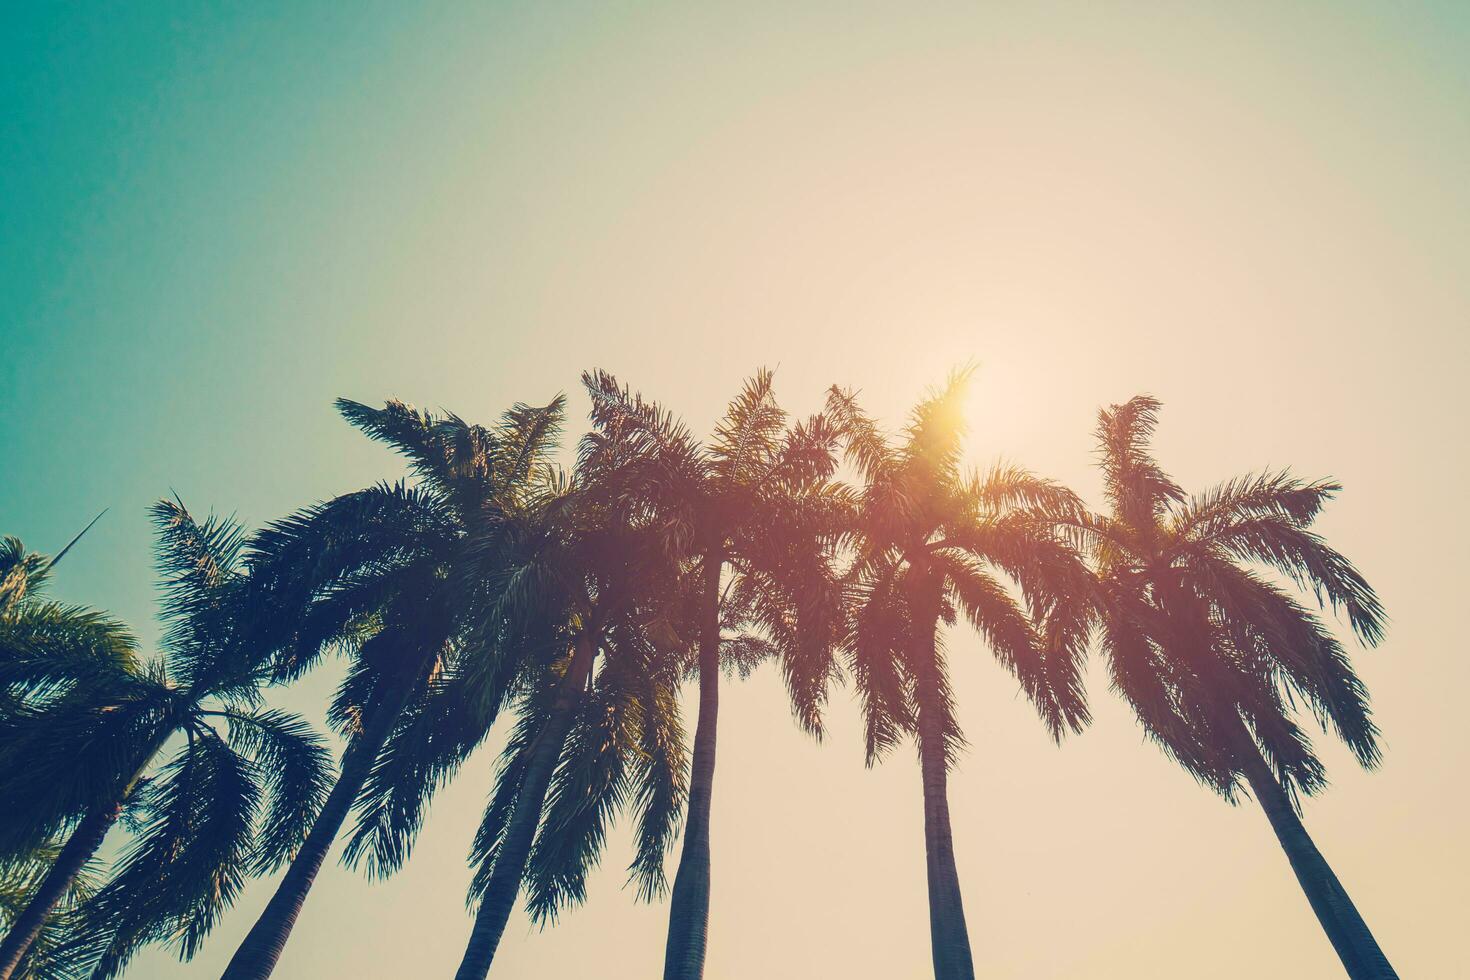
0,841,103,980
219,395,571,980
0,503,333,979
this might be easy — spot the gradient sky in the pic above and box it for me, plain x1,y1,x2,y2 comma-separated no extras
3,2,1467,977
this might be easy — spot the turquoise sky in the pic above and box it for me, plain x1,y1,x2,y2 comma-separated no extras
4,3,1468,977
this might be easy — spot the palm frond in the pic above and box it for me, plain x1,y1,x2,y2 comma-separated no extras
624,672,687,903
466,686,550,903
900,368,973,487
843,560,915,766
0,690,169,862
709,369,785,484
824,386,891,484
1096,395,1185,530
244,483,452,679
335,398,465,495
935,553,1065,733
494,397,568,497
0,538,61,618
149,498,249,691
522,680,634,923
0,836,106,980
216,708,334,875
1192,558,1379,767
0,603,139,708
1176,471,1337,538
78,727,259,977
968,464,1084,520
343,655,504,878
1199,516,1386,646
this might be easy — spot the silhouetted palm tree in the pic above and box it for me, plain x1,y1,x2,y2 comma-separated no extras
219,396,564,980
453,440,692,980
825,375,1093,980
577,369,845,980
0,517,120,725
0,524,115,980
0,532,138,980
1073,395,1396,979
0,502,330,980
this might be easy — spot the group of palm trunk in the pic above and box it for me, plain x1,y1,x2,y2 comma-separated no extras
0,368,1397,979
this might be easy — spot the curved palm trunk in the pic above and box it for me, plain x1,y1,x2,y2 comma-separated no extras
454,636,596,980
1237,734,1397,979
220,668,421,980
662,554,724,980
0,725,169,980
914,605,975,980
0,803,121,980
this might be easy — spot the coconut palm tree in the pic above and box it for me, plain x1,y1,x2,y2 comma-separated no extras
0,516,120,725
0,533,143,980
219,395,565,980
0,525,116,980
824,374,1094,980
453,439,693,980
0,501,331,980
577,369,846,980
1071,395,1396,979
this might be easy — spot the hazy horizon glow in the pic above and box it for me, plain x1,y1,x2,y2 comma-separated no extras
3,3,1467,977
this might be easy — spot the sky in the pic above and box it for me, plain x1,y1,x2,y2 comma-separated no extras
2,1,1468,976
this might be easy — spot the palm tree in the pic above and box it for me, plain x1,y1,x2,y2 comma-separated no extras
0,532,144,980
578,369,845,980
1,523,114,980
1072,395,1396,979
219,395,565,980
0,516,117,725
453,435,693,980
0,501,330,980
825,374,1094,980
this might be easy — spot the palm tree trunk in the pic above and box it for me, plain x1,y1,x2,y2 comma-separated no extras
453,635,596,980
662,553,724,980
1236,734,1398,979
0,803,121,980
914,611,976,980
220,666,420,980
0,728,168,980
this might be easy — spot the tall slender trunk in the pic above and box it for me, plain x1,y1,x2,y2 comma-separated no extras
662,552,724,980
220,658,422,980
0,730,168,980
453,635,596,980
0,806,119,980
915,605,976,980
1236,730,1397,979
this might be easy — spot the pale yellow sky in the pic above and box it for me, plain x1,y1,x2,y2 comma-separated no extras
5,2,1466,977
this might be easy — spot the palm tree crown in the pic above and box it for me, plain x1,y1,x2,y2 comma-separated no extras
219,395,566,980
0,502,331,980
826,372,1094,980
454,396,701,979
1073,395,1395,979
579,369,847,980
1076,395,1384,800
0,377,1408,980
